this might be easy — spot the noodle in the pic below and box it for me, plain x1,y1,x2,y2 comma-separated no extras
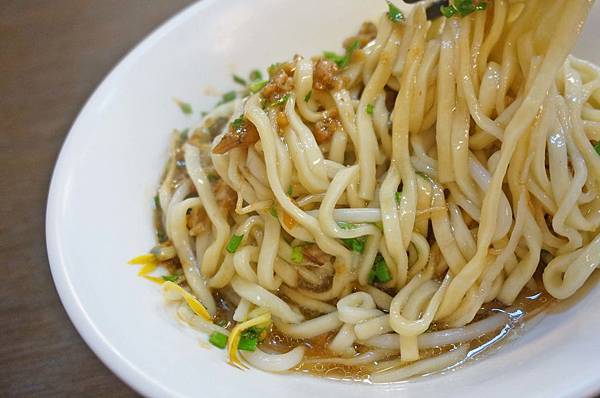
139,0,599,383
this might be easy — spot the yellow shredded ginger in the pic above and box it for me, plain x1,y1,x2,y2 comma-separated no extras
128,253,164,284
227,312,271,369
162,281,212,321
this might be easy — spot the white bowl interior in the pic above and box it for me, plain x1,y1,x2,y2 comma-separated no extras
47,1,600,397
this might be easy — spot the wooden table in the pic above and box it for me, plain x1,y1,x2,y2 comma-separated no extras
0,1,194,395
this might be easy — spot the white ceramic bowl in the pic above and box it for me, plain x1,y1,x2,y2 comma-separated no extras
46,1,600,397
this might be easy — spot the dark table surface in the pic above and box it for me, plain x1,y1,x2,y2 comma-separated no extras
0,1,194,396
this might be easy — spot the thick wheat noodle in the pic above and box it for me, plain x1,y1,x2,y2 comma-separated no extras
437,1,593,319
153,0,598,383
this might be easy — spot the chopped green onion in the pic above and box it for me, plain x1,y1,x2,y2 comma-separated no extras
249,69,263,81
209,332,228,349
338,221,366,251
207,173,220,182
287,185,293,196
238,337,257,351
366,103,374,115
375,264,391,283
216,319,228,327
222,91,237,102
343,237,366,253
441,0,487,18
238,327,263,352
324,51,345,65
269,207,278,218
291,246,304,263
595,141,600,155
174,99,192,115
161,274,179,283
179,128,189,141
232,116,245,128
271,93,290,107
337,221,357,230
218,91,237,105
343,238,362,252
200,111,208,117
249,80,268,93
324,40,360,69
440,5,457,17
226,234,244,253
387,1,404,22
233,74,247,85
373,221,384,231
154,195,161,210
368,254,391,283
304,90,313,102
268,63,282,76
157,229,168,243
242,326,263,339
347,39,360,52
395,191,403,204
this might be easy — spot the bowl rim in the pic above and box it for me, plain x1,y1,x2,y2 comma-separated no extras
45,1,218,396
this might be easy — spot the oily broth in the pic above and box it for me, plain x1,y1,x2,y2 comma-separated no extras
261,328,376,381
253,285,555,382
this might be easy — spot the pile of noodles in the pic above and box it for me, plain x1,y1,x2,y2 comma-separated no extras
152,0,599,382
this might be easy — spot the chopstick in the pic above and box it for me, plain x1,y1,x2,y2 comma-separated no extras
401,0,450,20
